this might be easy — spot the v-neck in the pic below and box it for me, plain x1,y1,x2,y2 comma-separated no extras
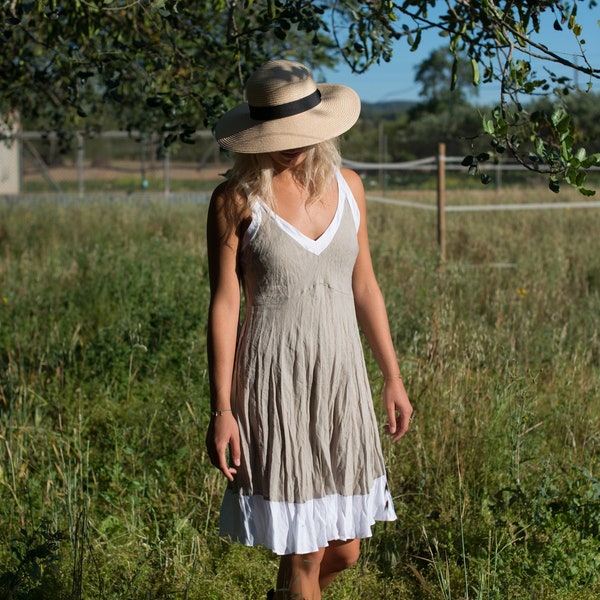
256,179,344,256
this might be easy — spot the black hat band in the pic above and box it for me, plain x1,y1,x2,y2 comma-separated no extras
249,89,322,121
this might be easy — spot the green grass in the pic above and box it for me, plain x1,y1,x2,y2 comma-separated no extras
1,190,599,599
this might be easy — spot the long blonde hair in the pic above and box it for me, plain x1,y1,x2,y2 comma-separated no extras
228,138,342,211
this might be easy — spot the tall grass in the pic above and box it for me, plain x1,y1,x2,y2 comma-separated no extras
0,189,599,599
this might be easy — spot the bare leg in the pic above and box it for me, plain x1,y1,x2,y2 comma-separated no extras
274,540,360,599
319,539,360,590
275,548,325,600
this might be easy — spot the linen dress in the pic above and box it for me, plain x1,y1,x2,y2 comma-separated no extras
220,169,396,555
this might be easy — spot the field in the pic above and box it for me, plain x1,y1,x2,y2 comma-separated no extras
1,185,599,599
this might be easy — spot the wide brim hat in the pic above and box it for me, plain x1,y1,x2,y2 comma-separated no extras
214,59,361,153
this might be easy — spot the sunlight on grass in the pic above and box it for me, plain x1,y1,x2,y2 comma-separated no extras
1,191,599,599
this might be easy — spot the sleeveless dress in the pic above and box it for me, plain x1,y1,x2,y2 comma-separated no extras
219,169,396,556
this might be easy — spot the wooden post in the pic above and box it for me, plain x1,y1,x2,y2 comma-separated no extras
77,132,84,198
378,121,384,194
437,142,446,262
164,149,170,199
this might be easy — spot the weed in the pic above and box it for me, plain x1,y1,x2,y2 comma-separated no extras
1,190,599,599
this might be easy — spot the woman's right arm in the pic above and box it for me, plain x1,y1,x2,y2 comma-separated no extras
205,183,242,482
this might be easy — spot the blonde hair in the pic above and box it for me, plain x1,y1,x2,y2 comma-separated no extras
228,139,342,211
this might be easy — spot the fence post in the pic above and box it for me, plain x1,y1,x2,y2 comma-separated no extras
378,122,384,194
437,142,446,262
77,132,84,198
164,149,170,199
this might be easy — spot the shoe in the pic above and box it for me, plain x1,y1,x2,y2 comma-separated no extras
266,589,275,600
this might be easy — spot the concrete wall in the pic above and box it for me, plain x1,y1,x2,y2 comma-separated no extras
0,117,21,194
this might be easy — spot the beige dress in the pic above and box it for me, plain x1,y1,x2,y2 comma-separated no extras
220,169,396,555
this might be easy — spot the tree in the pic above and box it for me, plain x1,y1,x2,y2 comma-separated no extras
1,0,599,193
408,47,480,119
414,48,475,105
1,1,337,149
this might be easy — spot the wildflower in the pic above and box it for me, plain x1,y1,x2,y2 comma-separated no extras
516,288,527,298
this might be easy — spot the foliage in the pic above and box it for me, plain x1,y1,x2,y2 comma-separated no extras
393,0,600,194
0,0,336,147
412,47,479,110
1,1,599,191
1,192,600,598
0,520,67,599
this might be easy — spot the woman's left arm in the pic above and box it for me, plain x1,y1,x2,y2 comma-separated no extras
344,168,413,442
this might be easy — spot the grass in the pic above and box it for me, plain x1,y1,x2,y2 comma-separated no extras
0,187,599,599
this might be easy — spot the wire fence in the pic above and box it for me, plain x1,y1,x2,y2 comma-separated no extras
3,134,600,261
1,131,599,210
1,130,225,197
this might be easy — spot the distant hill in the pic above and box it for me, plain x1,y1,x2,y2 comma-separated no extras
361,99,416,118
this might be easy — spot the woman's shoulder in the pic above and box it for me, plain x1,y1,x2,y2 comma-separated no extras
210,178,237,206
339,166,362,186
339,167,365,205
209,179,251,233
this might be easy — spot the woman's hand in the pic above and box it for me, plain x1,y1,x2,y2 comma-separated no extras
382,377,413,443
206,413,241,482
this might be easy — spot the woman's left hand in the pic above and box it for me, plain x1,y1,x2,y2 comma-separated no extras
382,377,413,443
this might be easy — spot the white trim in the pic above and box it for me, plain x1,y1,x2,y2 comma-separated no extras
337,170,360,231
242,200,263,249
241,169,361,255
257,185,344,255
220,475,396,556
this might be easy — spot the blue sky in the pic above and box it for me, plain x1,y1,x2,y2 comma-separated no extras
321,6,600,105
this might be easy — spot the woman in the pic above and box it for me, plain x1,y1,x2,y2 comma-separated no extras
206,59,413,600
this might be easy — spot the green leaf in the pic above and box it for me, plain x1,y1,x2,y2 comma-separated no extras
450,57,458,91
581,153,600,168
534,137,546,157
471,58,479,86
480,173,492,185
461,155,474,166
574,147,587,162
494,117,508,136
551,108,570,132
410,29,421,51
163,133,177,147
482,118,494,135
549,177,560,193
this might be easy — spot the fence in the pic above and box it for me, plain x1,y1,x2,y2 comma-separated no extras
354,143,600,261
3,134,600,260
2,130,225,196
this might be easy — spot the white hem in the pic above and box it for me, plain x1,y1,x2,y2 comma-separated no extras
220,475,396,555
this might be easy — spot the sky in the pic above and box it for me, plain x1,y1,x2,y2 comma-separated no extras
321,5,600,106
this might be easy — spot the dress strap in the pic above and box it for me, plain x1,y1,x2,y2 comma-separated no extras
240,185,263,249
336,169,360,232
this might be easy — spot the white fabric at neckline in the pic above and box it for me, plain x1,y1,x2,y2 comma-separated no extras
244,170,360,256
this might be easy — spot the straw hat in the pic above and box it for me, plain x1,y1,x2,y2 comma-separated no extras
214,59,361,153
